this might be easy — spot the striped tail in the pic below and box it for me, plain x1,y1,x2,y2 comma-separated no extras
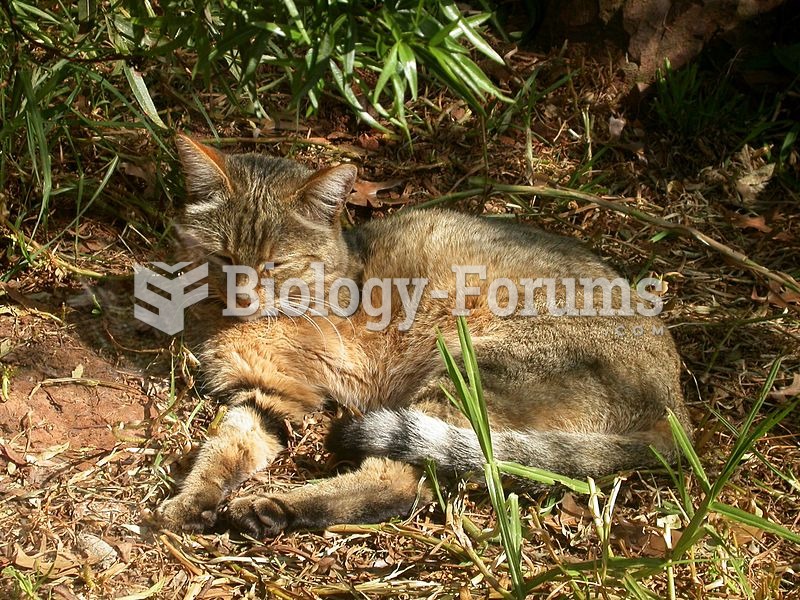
326,408,674,480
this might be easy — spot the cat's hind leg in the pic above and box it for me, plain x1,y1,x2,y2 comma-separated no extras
226,457,429,538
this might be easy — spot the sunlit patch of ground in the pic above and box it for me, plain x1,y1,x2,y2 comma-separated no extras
1,42,798,598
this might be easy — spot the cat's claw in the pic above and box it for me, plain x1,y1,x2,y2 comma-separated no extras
227,495,290,539
155,493,220,532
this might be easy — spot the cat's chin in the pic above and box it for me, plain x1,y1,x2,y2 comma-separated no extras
232,312,268,323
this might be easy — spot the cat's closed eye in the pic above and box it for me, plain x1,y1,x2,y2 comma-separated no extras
214,254,235,266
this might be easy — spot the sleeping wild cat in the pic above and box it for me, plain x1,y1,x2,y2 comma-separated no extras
154,134,690,537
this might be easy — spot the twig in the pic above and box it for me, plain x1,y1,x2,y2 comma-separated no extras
2,229,105,279
158,534,204,576
205,136,367,158
28,377,133,401
326,523,468,558
436,182,800,294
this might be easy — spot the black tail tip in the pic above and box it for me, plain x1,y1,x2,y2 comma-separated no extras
325,415,368,465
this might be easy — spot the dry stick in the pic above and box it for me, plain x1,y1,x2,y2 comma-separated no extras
448,183,800,294
327,523,467,557
2,230,106,279
210,136,331,146
28,377,132,401
158,534,204,576
206,136,368,159
328,522,512,598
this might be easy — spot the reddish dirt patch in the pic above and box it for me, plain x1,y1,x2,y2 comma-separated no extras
0,311,153,452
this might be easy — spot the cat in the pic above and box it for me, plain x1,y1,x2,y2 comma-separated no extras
154,134,691,537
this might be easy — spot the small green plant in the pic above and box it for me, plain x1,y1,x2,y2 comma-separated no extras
652,59,746,138
1,565,46,600
90,293,102,316
437,318,799,597
0,0,509,245
436,316,589,599
1,1,508,137
661,358,800,554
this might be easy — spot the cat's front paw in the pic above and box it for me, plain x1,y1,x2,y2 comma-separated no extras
154,492,220,532
227,495,291,539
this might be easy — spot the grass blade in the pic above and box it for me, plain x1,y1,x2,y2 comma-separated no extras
666,410,709,493
710,501,800,544
497,461,590,494
124,64,167,129
396,42,418,100
440,2,503,64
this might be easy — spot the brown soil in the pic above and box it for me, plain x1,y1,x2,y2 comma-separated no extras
1,39,797,599
0,310,152,452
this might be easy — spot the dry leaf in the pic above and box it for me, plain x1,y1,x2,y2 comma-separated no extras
449,105,467,121
498,135,516,146
558,492,590,526
608,116,626,139
641,530,684,557
729,521,764,547
349,179,406,207
111,540,134,563
30,442,70,464
613,520,684,557
120,161,155,183
1,442,26,466
77,533,118,569
751,285,800,310
0,282,52,312
312,555,337,575
769,280,800,307
326,131,351,141
736,162,775,204
0,338,14,358
357,133,380,151
120,161,157,197
733,214,772,233
770,374,800,400
13,543,81,578
52,584,82,600
116,577,167,600
716,503,765,547
72,363,84,379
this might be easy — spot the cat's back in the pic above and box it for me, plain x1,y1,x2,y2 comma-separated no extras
350,208,619,281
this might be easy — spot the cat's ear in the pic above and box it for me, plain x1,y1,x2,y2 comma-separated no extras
299,164,357,222
175,133,232,198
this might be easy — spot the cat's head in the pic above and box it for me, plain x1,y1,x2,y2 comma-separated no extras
175,134,357,318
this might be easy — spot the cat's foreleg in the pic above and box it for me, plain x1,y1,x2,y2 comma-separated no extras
227,457,430,538
155,390,286,531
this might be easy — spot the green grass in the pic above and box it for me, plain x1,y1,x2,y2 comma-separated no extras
0,3,797,596
436,317,798,598
0,0,508,245
650,57,798,166
2,565,47,600
652,60,745,138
